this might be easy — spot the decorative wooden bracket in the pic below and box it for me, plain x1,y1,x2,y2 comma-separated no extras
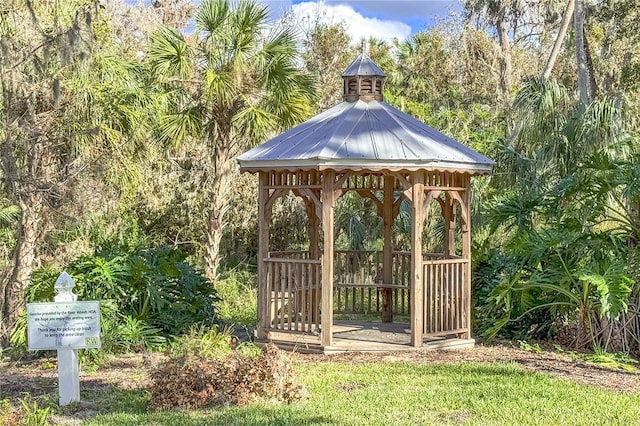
447,189,469,228
294,188,323,222
356,189,383,216
265,188,288,212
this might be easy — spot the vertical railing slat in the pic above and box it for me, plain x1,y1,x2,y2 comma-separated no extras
301,262,307,332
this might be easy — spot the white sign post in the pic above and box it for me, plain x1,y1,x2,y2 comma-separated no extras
27,272,101,406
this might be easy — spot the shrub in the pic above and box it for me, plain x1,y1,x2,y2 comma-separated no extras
68,245,219,335
11,244,216,360
149,344,307,409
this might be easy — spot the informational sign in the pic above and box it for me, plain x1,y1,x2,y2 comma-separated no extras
27,301,101,350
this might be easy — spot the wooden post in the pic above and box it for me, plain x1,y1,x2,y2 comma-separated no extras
410,172,425,347
306,197,320,324
382,175,394,322
462,175,472,339
321,171,336,347
308,200,320,260
257,172,271,339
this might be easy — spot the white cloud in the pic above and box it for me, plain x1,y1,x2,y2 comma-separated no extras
291,1,411,44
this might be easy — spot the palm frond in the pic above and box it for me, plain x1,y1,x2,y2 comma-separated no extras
204,68,236,107
0,204,20,227
159,106,204,148
579,261,634,319
196,0,230,34
148,26,192,80
232,103,277,146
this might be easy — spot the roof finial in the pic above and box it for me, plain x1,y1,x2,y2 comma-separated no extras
361,39,368,56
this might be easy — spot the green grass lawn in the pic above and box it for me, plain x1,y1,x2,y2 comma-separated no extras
82,359,640,426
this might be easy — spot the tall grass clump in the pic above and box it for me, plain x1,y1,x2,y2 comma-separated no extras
216,270,257,327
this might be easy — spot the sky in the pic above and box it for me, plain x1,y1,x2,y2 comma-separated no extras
133,1,463,44
264,1,463,43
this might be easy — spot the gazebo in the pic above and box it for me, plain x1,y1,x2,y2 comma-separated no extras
237,53,494,353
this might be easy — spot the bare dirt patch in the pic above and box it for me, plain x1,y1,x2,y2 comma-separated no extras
0,353,157,404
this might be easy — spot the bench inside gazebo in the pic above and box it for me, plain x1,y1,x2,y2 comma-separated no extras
237,53,494,353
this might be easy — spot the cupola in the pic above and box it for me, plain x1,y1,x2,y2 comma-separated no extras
342,52,386,102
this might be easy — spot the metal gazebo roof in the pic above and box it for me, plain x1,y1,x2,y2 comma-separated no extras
342,52,386,77
237,53,494,174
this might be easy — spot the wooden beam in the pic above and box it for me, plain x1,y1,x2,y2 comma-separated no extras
335,172,350,190
265,184,322,189
425,190,440,209
392,194,405,219
444,192,456,258
391,172,411,191
423,185,467,191
321,171,336,347
257,172,271,339
410,172,425,347
306,200,320,260
462,175,472,340
382,175,395,323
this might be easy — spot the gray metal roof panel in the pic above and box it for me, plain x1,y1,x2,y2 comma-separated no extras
341,53,386,77
237,100,495,173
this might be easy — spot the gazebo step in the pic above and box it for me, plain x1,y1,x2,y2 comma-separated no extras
423,338,475,351
255,337,475,354
254,338,324,354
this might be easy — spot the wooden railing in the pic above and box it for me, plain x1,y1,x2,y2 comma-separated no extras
422,258,468,336
333,250,432,316
265,256,321,334
269,251,310,260
266,251,468,333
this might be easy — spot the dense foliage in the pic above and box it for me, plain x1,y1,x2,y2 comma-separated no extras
1,0,639,358
8,239,218,358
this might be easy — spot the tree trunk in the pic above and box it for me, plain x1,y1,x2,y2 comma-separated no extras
542,0,575,80
497,17,513,95
574,0,593,103
204,151,234,284
0,199,41,346
0,139,44,346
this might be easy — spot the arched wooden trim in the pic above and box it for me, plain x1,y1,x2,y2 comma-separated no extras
392,194,406,219
355,189,383,216
391,172,412,201
334,172,350,190
424,189,441,209
265,188,288,212
446,190,469,229
294,188,322,222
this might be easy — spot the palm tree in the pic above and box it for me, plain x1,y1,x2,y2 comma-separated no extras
147,0,315,282
495,77,624,192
